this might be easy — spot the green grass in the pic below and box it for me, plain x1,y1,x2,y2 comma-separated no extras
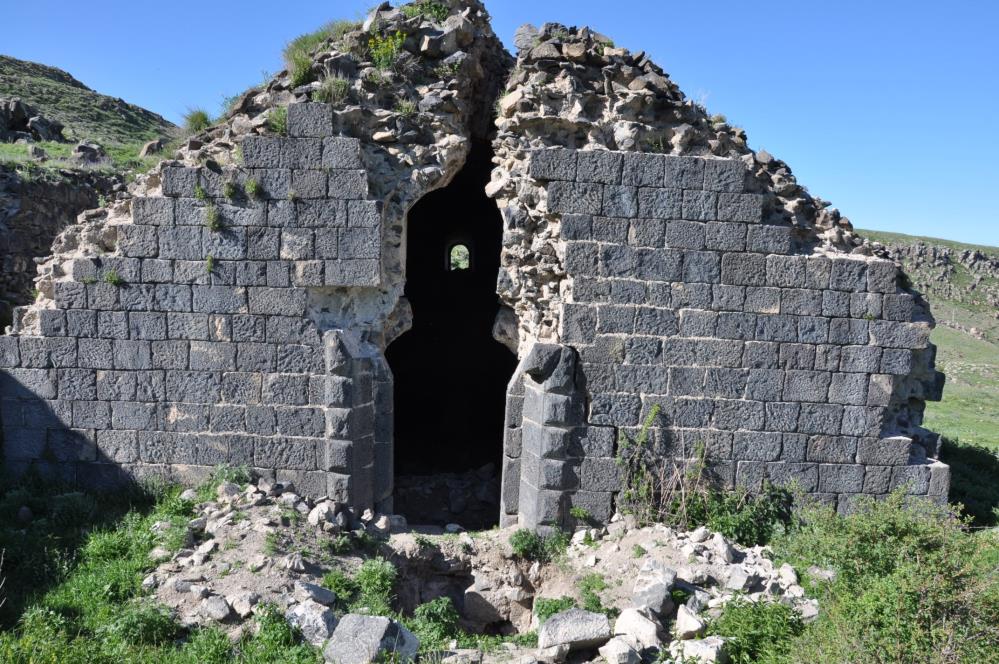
0,471,321,662
0,139,165,175
182,108,212,135
0,55,175,146
508,528,569,563
283,20,359,88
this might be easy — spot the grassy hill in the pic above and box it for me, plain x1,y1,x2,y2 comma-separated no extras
0,54,175,145
859,229,999,452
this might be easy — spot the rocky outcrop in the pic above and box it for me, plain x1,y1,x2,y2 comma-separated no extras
0,97,65,143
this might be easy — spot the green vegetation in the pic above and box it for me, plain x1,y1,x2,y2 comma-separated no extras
204,204,222,232
0,465,326,661
407,596,461,650
102,269,124,286
765,493,999,663
532,596,575,624
0,54,174,145
313,73,351,105
282,20,358,88
508,528,570,563
368,32,405,70
394,100,417,118
320,558,397,615
182,108,212,135
401,1,450,23
578,573,613,616
706,600,803,664
616,405,793,546
244,178,262,200
267,107,288,136
222,181,239,200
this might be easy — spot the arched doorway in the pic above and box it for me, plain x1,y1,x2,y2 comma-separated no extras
386,142,516,528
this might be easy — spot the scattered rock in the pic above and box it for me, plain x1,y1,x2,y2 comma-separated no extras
614,608,662,650
286,599,338,646
537,608,611,651
598,636,641,664
200,595,232,622
323,614,419,664
674,605,706,640
294,580,336,606
670,635,729,663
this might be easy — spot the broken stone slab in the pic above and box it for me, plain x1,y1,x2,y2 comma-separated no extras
632,559,677,615
323,614,419,664
537,608,611,651
295,580,336,606
536,643,569,663
674,605,706,640
613,608,663,650
286,599,338,646
670,635,729,663
230,591,260,619
597,636,641,664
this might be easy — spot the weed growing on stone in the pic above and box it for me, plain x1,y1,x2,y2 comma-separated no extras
102,269,124,286
268,106,288,136
193,183,208,201
244,177,262,200
195,465,251,503
203,203,223,232
222,181,239,200
401,1,450,23
183,107,211,135
204,254,214,275
394,100,417,118
533,596,575,624
369,31,405,71
508,529,570,563
616,404,793,546
579,573,614,616
631,543,647,558
287,189,300,203
313,72,351,105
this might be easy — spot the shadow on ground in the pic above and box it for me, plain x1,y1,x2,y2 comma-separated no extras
940,437,999,527
0,470,155,627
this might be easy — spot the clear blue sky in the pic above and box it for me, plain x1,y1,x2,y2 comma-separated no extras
4,0,997,246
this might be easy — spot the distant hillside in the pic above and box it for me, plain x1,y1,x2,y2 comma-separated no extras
859,229,999,451
0,54,175,145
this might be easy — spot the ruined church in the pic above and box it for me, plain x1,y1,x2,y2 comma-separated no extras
0,0,948,531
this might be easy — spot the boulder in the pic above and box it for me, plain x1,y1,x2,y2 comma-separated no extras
670,636,729,663
295,580,336,606
70,141,106,164
323,614,419,664
674,605,706,640
597,636,641,664
200,595,232,622
613,608,662,650
139,138,166,158
286,599,338,646
632,560,676,615
537,608,611,651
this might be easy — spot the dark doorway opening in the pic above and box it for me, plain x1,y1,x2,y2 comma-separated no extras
386,142,516,529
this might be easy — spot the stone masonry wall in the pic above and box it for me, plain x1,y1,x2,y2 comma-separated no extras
497,147,948,527
0,106,387,504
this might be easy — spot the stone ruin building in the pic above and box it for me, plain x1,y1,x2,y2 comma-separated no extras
0,1,948,531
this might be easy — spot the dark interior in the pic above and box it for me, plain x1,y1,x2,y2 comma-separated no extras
386,142,516,516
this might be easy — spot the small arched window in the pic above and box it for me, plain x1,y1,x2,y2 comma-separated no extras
449,244,470,271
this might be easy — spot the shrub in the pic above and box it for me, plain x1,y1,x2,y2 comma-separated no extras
222,181,238,200
409,596,461,651
401,1,450,23
706,599,803,664
321,569,359,610
616,404,792,546
369,31,405,70
268,106,288,135
183,108,212,134
193,183,208,201
773,493,999,662
509,529,569,563
353,558,397,614
239,603,319,663
314,72,351,105
533,596,575,624
195,464,250,502
579,573,613,616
